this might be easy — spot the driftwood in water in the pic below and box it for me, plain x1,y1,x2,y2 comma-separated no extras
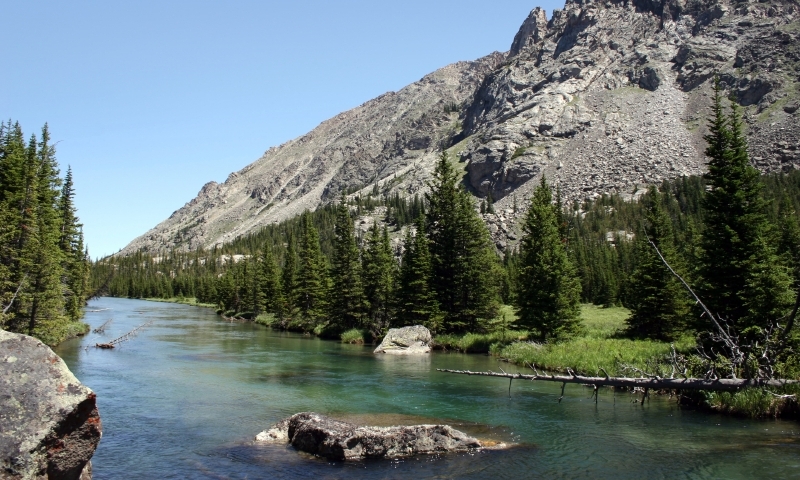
92,319,113,334
96,321,153,349
437,368,799,392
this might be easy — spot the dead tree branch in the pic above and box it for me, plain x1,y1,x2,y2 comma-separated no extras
92,319,113,334
2,275,27,315
96,321,153,349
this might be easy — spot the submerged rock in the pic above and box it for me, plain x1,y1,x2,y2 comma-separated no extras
373,325,432,355
255,412,481,460
0,330,101,479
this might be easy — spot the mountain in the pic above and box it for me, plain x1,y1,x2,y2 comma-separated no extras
120,0,800,255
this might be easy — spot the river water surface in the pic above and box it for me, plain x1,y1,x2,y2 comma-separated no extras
55,297,800,479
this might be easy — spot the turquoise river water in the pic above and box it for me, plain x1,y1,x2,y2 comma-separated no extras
54,297,800,479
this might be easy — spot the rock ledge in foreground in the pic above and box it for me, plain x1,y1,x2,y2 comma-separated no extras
255,412,481,460
0,330,101,479
373,325,431,355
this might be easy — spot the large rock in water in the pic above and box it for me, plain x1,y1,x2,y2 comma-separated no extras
0,330,101,479
373,325,432,355
255,412,481,460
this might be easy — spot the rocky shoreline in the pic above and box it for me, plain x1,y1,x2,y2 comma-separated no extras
0,330,102,479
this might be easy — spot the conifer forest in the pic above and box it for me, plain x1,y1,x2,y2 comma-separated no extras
91,85,800,382
0,121,91,345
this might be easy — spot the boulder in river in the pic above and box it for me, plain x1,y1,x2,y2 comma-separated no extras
0,330,101,479
255,412,481,460
373,325,431,355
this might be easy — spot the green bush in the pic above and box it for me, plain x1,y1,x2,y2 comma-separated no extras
340,328,366,344
254,313,276,327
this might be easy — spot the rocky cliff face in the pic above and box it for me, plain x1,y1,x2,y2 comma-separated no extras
0,330,101,479
459,0,799,212
121,0,800,255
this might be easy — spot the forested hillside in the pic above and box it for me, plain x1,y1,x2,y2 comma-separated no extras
92,160,800,341
0,121,91,345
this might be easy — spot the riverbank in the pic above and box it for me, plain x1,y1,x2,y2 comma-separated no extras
123,296,799,419
64,296,800,479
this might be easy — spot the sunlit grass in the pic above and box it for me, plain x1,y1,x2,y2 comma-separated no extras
144,297,216,308
340,328,366,344
495,336,694,376
579,303,630,339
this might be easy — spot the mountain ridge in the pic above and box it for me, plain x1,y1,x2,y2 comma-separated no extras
120,0,800,256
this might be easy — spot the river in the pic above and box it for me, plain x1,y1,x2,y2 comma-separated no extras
54,297,800,479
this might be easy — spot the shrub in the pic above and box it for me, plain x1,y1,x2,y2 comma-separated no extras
340,328,366,344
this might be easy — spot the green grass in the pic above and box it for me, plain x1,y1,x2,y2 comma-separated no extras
510,146,527,160
434,330,530,353
340,328,366,344
64,321,90,340
495,336,694,376
681,383,800,419
492,304,694,376
144,297,216,308
254,313,277,327
579,304,629,339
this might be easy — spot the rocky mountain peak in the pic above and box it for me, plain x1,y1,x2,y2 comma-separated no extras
509,7,549,57
119,0,800,255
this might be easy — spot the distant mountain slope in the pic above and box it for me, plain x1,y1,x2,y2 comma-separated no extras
121,0,800,255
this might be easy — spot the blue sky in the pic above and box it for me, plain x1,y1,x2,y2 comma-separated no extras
1,0,562,258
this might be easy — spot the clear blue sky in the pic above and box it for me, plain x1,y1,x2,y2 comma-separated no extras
1,0,563,258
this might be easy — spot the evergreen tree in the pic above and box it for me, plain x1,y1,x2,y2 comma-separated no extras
329,198,365,330
397,216,441,331
699,80,793,331
296,211,328,326
515,176,582,340
362,223,396,335
57,167,88,321
426,152,500,332
279,235,297,316
625,186,691,340
258,244,284,318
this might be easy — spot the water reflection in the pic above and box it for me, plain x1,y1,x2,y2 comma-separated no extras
53,297,800,479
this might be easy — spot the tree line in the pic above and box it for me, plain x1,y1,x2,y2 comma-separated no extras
0,121,90,345
94,84,800,361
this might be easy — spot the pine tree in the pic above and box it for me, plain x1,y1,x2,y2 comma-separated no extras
282,234,298,316
699,80,793,331
329,197,365,331
515,176,582,340
397,216,441,331
362,223,396,335
426,151,500,332
296,211,328,327
258,244,284,318
57,167,88,321
625,187,691,340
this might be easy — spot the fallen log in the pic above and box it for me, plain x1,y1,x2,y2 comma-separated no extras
92,319,113,334
95,321,153,349
437,368,799,392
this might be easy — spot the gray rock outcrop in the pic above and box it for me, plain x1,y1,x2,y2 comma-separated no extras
255,412,481,460
118,0,800,256
373,325,432,355
1,330,101,479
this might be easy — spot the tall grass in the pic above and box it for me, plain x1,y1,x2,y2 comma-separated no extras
434,330,529,353
340,328,366,344
492,304,696,375
683,383,800,418
495,337,694,376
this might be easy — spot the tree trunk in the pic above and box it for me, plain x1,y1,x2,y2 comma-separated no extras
437,369,798,392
